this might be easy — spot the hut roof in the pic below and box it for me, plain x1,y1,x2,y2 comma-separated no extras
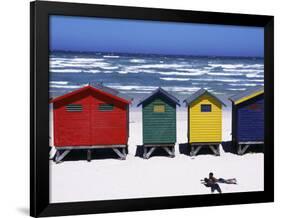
50,84,133,104
229,86,264,105
137,87,180,106
183,88,226,106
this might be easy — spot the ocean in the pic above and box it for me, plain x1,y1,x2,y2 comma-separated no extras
49,51,264,104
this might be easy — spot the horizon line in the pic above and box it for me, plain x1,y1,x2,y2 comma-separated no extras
50,49,264,59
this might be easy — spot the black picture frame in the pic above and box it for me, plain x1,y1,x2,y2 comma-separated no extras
30,1,274,217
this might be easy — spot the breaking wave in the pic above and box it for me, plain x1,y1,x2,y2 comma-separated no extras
49,52,264,97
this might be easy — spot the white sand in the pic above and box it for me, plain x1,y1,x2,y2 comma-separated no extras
50,107,264,203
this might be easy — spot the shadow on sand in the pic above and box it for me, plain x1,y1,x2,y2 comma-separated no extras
246,144,264,153
135,145,175,158
221,141,236,154
179,143,218,156
135,145,144,157
179,143,190,155
221,141,264,154
53,148,127,162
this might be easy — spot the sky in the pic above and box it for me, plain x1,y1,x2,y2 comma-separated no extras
50,15,264,57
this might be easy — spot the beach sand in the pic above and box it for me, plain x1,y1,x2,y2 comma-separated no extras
49,107,264,203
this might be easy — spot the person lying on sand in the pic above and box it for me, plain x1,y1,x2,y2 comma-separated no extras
209,172,237,184
201,178,222,194
201,172,237,194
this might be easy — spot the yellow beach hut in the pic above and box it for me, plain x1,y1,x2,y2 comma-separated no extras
183,89,226,156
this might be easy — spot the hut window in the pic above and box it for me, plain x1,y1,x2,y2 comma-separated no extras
66,104,83,112
99,104,114,111
201,104,211,112
153,104,165,113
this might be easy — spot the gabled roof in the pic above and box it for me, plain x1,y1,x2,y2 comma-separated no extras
229,86,264,105
50,84,133,104
137,87,180,106
183,88,226,106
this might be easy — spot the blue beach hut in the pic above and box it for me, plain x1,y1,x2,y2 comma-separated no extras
229,86,264,155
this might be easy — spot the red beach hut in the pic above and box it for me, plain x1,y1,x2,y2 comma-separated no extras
50,84,132,162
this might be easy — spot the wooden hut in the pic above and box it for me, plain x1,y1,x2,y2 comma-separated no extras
50,84,132,162
229,86,264,155
137,87,180,159
184,89,225,156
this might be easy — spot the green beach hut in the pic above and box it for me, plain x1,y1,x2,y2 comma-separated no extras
137,87,180,159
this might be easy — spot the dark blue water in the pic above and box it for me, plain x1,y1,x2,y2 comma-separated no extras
49,51,264,101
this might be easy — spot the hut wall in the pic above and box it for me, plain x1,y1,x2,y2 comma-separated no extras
53,90,128,147
91,91,128,145
53,91,92,147
142,97,176,144
236,94,264,142
189,94,222,143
